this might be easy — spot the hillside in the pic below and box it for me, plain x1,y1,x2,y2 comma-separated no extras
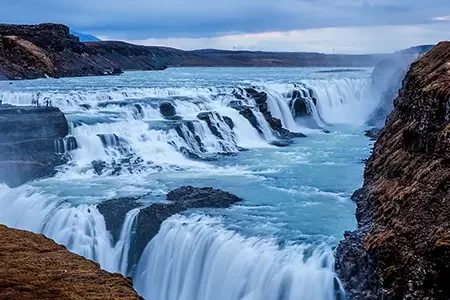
336,42,450,299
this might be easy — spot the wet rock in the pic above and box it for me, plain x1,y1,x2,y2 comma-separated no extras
0,106,69,187
97,197,143,243
92,160,107,175
270,140,293,147
166,186,242,208
79,104,92,110
238,108,262,134
290,90,311,118
197,111,227,139
364,128,382,141
132,104,144,119
223,116,234,130
159,102,176,118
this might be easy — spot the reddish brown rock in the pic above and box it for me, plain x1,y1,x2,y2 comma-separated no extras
0,225,143,300
336,42,450,299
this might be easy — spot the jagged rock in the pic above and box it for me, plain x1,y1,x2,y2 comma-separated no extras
0,225,142,299
79,104,91,110
336,42,450,300
132,104,144,119
364,128,382,141
92,160,107,175
0,106,68,187
97,197,143,243
197,111,225,139
159,102,176,118
239,108,262,133
223,116,234,130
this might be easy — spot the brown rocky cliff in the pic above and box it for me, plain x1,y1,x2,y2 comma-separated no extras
336,42,450,299
0,225,142,300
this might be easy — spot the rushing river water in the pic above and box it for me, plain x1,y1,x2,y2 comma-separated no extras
0,67,377,300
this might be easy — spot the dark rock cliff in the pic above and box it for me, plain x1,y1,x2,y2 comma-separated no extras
0,105,69,187
336,42,450,299
0,225,142,299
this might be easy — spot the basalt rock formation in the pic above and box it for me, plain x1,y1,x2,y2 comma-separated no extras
0,105,69,187
0,225,142,299
336,42,450,299
98,186,242,271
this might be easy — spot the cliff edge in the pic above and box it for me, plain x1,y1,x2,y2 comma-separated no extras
336,42,450,299
0,105,69,187
0,225,142,299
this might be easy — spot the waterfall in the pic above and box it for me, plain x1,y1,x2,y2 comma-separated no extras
113,208,140,275
299,78,374,125
135,215,343,300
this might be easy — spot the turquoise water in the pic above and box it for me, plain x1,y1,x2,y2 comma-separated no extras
0,68,375,300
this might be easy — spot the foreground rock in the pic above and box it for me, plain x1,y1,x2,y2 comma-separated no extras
364,128,382,141
98,186,242,269
336,42,450,299
0,105,69,187
0,225,142,299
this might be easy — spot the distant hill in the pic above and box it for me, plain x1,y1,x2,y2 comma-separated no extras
71,31,101,42
395,45,434,55
0,23,438,81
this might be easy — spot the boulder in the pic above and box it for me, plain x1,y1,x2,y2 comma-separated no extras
159,102,176,118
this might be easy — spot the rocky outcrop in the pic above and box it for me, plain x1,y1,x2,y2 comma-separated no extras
0,225,142,299
0,105,69,187
365,128,382,141
336,42,450,299
98,186,242,269
0,23,122,79
235,88,306,140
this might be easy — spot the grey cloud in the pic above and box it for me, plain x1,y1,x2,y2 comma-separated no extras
0,0,448,39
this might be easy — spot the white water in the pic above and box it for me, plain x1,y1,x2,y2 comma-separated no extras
0,69,378,300
135,215,342,300
300,78,374,125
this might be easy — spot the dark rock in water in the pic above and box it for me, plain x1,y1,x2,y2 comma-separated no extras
323,129,331,134
159,102,176,118
244,87,307,140
290,90,311,118
92,160,107,175
223,116,234,130
97,197,142,243
99,186,242,270
164,115,183,121
197,111,224,139
166,186,242,208
132,104,144,119
364,128,381,141
79,104,91,110
239,108,261,134
270,140,293,147
0,106,69,187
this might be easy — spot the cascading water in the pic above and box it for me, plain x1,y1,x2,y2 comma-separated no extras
0,67,378,300
135,215,344,300
300,78,374,125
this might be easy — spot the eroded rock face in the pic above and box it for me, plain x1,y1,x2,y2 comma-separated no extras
0,225,142,300
0,105,69,187
336,42,450,300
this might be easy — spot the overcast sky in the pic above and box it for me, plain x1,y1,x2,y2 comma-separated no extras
1,0,449,53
